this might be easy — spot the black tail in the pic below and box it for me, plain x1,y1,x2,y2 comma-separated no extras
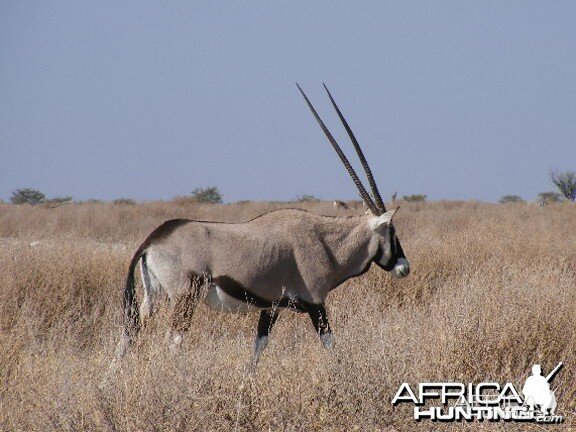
123,251,143,340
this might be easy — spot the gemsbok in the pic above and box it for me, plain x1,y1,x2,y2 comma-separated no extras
114,84,410,369
333,200,350,210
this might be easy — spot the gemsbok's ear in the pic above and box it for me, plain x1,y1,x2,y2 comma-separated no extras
370,207,399,230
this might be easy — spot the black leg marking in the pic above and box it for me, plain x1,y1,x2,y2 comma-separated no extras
251,309,279,368
306,303,333,349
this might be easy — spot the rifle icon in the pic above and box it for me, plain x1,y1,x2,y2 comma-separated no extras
545,362,563,382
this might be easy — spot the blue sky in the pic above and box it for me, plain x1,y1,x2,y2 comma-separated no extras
1,1,575,203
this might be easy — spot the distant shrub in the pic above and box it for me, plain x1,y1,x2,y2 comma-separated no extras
537,192,562,205
499,195,524,204
113,198,136,205
192,186,223,204
10,188,45,205
46,196,73,205
402,194,427,203
295,194,320,203
550,170,576,201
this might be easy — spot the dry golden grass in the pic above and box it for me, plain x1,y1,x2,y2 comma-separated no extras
0,200,574,431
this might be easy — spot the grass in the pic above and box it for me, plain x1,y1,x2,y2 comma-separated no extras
0,200,574,431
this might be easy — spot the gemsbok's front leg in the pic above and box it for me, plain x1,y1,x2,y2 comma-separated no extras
250,309,279,369
306,303,333,349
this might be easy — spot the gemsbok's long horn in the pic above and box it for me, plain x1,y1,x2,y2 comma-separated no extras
296,83,379,215
322,83,386,213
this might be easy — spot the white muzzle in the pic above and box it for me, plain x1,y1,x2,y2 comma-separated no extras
391,258,410,278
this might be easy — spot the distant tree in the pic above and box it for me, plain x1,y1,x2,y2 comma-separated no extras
113,198,136,205
499,195,524,204
295,194,320,203
537,192,562,205
550,170,576,201
192,186,223,204
10,188,45,205
403,194,427,202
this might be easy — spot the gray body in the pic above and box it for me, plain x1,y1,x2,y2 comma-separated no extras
142,209,397,310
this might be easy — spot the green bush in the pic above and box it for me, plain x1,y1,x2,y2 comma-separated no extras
295,194,320,203
191,186,223,204
550,170,576,201
10,188,45,205
46,196,73,205
498,195,524,204
402,194,427,202
537,192,562,205
113,198,136,205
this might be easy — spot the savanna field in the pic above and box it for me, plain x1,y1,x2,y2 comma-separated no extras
0,200,574,431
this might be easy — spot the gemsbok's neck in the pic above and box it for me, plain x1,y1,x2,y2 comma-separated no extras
315,215,376,280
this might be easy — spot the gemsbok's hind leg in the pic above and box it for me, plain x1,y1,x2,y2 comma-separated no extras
139,257,162,327
167,278,201,351
306,303,333,349
250,309,279,369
